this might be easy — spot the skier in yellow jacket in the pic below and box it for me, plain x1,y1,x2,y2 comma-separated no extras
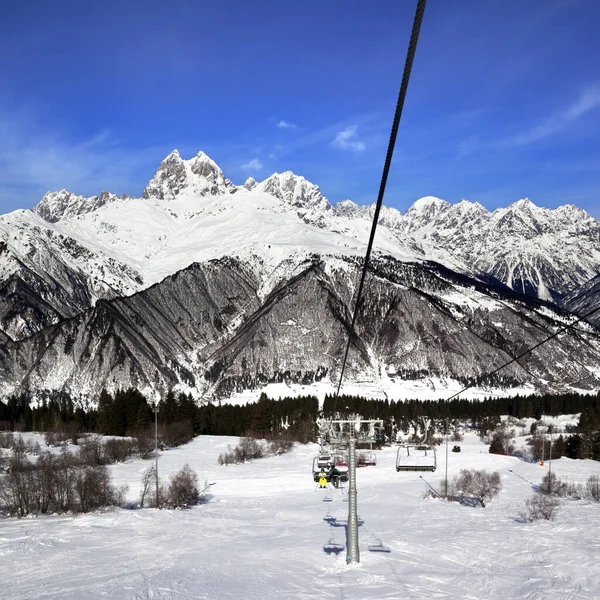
318,468,328,488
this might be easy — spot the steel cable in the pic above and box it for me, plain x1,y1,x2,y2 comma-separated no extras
336,0,427,395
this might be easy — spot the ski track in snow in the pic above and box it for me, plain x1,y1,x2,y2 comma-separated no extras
1,432,600,599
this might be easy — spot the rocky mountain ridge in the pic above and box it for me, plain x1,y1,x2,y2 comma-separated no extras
0,149,599,399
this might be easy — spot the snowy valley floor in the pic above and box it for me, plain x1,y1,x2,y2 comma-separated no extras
1,434,600,600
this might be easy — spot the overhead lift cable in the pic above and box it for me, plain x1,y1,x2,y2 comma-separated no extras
336,0,428,396
443,302,600,403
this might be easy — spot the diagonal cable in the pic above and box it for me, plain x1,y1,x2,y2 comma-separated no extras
336,0,427,396
444,302,600,403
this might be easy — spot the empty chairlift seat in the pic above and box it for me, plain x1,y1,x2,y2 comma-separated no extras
396,444,437,472
357,451,377,467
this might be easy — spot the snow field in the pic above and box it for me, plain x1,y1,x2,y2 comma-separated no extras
1,432,600,599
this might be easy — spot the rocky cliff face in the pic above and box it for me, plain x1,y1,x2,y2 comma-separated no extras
1,149,598,399
143,150,236,200
1,254,599,400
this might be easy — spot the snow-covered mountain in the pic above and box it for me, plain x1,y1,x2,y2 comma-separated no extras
33,189,129,223
562,273,600,329
1,149,600,398
337,196,600,302
142,150,236,200
2,253,600,399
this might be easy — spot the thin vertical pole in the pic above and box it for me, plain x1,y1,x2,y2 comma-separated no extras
153,403,159,507
549,427,553,480
347,437,360,564
445,419,449,498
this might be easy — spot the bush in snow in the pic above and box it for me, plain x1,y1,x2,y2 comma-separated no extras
139,464,205,509
585,475,600,501
541,472,567,496
167,464,200,508
451,429,464,442
0,450,125,517
520,492,560,521
139,466,167,508
452,469,502,507
103,438,136,463
489,427,515,455
218,437,263,465
0,433,41,455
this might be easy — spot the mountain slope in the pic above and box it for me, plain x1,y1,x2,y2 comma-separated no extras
2,254,599,399
562,273,600,329
2,149,600,399
398,197,600,301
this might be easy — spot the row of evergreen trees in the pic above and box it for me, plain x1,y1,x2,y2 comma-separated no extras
1,388,599,457
0,389,320,443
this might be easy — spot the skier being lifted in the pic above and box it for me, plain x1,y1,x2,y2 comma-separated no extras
328,466,341,488
318,468,328,488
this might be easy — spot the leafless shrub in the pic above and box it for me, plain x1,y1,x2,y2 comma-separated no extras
540,471,579,496
451,429,464,442
585,475,600,501
79,436,107,465
218,450,234,466
520,492,560,521
0,450,124,517
268,437,293,455
0,433,41,455
167,464,200,508
139,467,156,508
144,474,168,509
44,430,71,447
453,469,502,507
0,432,12,449
103,438,136,463
218,434,293,466
130,428,155,459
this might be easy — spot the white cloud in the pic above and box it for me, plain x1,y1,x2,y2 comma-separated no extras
241,158,263,171
0,107,161,211
498,84,600,147
277,120,299,130
332,125,366,151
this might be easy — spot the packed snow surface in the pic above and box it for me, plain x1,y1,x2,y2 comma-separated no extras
2,433,600,599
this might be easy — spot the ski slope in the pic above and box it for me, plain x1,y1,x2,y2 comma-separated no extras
1,433,600,599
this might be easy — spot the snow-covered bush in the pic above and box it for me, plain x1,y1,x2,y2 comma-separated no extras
489,427,515,455
0,451,124,517
139,464,205,509
453,469,502,507
541,472,566,496
520,493,560,521
584,475,600,501
167,464,200,508
0,433,41,455
218,436,291,465
451,429,464,442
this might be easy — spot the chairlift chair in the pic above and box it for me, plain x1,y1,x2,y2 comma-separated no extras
396,444,437,472
323,540,345,555
332,454,349,482
312,455,333,482
357,451,377,467
395,417,437,472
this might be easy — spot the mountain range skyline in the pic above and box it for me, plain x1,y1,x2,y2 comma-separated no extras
1,147,599,399
24,148,599,223
1,1,599,218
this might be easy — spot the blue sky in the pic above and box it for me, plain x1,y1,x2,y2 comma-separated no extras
1,0,599,217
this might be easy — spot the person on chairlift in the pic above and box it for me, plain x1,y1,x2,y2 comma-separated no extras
328,466,341,488
318,468,328,488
